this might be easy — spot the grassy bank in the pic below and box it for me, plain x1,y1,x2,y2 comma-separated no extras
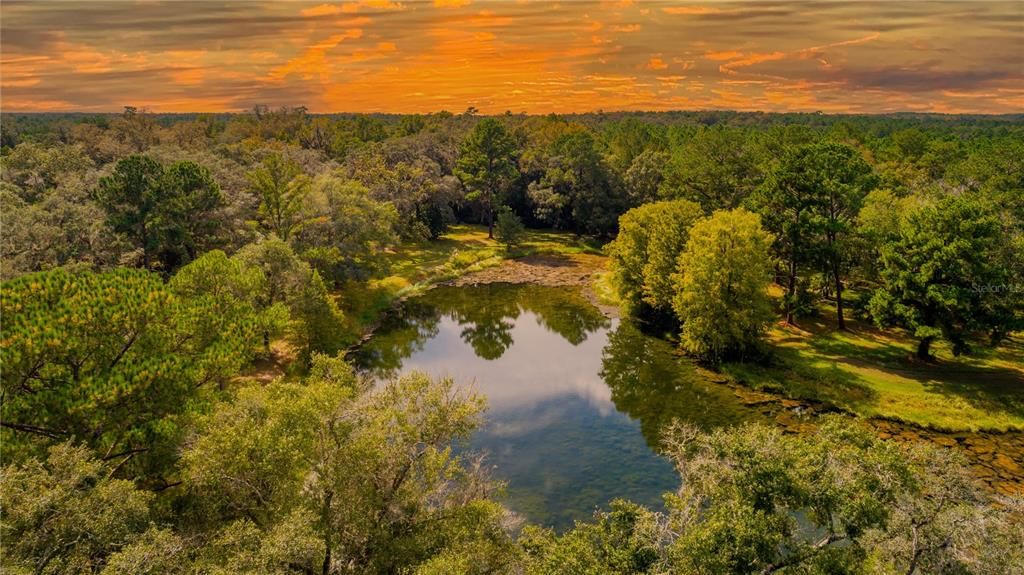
335,224,602,342
723,298,1024,433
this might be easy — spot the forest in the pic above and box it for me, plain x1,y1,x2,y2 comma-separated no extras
2,108,1023,574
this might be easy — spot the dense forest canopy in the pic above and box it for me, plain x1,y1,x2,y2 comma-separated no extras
1,108,1023,574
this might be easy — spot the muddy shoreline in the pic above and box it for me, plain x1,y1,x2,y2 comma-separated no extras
446,253,1024,496
446,252,618,317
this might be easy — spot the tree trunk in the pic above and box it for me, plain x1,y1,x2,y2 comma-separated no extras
263,330,271,356
321,490,333,575
832,254,845,330
917,336,935,361
140,223,152,269
486,206,495,239
786,257,797,324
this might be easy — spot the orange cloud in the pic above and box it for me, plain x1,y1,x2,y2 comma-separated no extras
719,51,786,75
339,0,404,13
663,6,723,15
434,0,471,7
646,57,668,70
301,4,344,17
704,50,742,61
270,29,364,81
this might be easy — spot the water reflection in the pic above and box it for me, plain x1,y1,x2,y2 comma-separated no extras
352,283,760,528
601,321,758,448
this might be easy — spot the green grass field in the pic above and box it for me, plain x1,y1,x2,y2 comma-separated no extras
723,296,1024,432
381,224,602,288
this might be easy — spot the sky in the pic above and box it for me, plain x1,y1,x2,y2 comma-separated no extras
2,1,1022,114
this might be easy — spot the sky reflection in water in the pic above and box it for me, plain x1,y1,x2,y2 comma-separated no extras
353,283,759,528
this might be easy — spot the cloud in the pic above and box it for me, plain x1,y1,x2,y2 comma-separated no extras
719,51,786,75
662,6,724,16
646,57,668,70
341,0,404,12
301,4,345,17
434,0,471,7
704,50,742,61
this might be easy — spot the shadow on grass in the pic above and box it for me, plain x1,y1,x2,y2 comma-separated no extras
915,337,1024,423
766,308,1024,428
724,343,880,412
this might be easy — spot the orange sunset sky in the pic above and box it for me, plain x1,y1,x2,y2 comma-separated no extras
2,0,1022,114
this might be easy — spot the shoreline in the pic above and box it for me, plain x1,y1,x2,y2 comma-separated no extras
442,253,1024,496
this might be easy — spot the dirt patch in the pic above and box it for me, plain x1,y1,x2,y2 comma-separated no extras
233,340,296,385
446,253,618,317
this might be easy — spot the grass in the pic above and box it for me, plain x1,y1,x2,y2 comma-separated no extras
333,224,602,343
722,291,1024,432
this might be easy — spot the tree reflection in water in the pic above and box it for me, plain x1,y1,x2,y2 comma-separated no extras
351,283,764,528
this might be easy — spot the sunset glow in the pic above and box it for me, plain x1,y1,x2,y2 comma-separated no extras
2,0,1022,113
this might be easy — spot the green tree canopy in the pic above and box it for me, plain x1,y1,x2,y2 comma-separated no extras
294,176,399,284
247,152,312,241
661,126,764,212
0,443,154,575
607,199,704,314
495,205,525,250
750,141,873,325
180,369,514,574
455,118,518,238
234,239,347,363
522,418,1023,575
0,267,260,478
94,155,223,272
672,208,775,361
526,130,624,237
868,194,1020,359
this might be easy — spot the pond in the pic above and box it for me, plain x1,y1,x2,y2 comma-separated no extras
351,283,767,528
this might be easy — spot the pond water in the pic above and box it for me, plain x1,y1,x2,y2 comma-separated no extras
352,283,766,528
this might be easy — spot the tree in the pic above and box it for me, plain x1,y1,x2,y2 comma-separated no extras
159,160,223,265
663,418,1021,575
93,155,164,268
169,250,267,366
606,200,704,314
455,119,518,238
526,130,624,236
751,143,849,324
181,370,515,574
248,152,312,241
94,155,223,271
521,418,1024,575
1,443,154,575
623,149,670,206
672,209,774,361
521,500,662,575
495,206,525,250
349,153,461,240
1,177,128,280
803,142,874,329
293,176,399,284
661,126,763,212
0,268,260,479
181,354,358,528
234,239,347,363
868,195,1019,359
